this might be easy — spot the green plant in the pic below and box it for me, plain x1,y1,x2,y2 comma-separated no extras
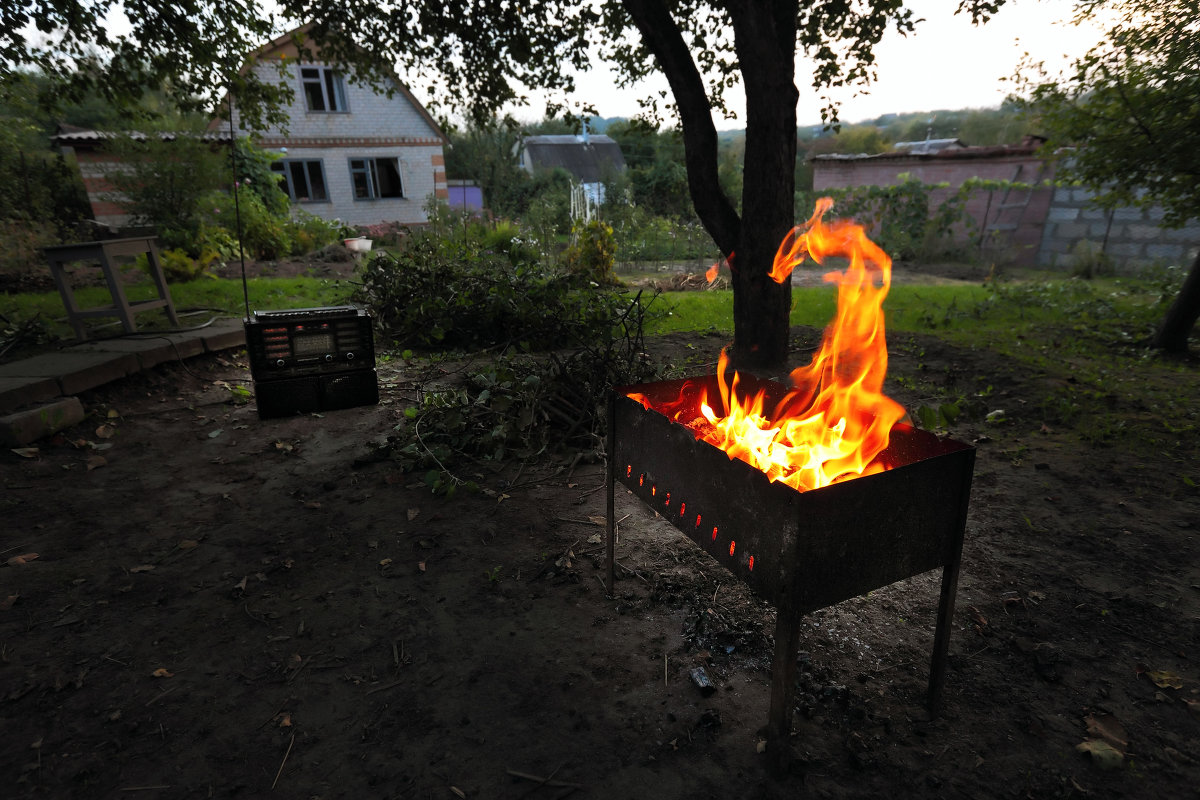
560,219,618,285
354,224,636,351
1068,240,1115,279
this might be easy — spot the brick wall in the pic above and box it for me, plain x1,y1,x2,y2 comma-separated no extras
813,152,1053,266
69,150,132,228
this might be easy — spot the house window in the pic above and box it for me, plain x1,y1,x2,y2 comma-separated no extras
349,157,404,200
271,159,329,202
301,66,348,112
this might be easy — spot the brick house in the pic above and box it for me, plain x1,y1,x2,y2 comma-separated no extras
56,27,448,231
220,27,449,227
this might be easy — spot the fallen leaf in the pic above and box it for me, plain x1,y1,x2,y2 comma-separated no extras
587,533,602,545
1148,670,1184,689
151,668,174,678
1076,738,1123,770
86,454,107,471
106,408,120,419
968,606,988,627
379,558,393,567
277,712,292,727
95,424,116,439
450,788,466,799
233,576,248,592
128,564,155,573
1085,713,1128,750
587,515,606,526
0,593,18,611
417,561,426,573
303,501,321,509
10,447,39,458
274,441,293,452
207,428,223,439
406,508,420,521
1185,699,1200,721
178,539,199,550
6,553,39,566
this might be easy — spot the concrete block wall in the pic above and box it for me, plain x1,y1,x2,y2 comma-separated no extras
1037,187,1200,273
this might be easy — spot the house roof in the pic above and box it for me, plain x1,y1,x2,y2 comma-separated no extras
520,134,626,183
812,135,1047,164
52,127,233,148
892,138,966,154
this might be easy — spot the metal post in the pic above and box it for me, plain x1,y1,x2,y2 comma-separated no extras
605,391,616,596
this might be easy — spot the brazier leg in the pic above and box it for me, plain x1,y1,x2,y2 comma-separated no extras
768,600,803,771
928,549,963,717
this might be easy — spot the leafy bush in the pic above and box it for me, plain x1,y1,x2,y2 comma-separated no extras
355,224,630,351
133,247,219,282
560,220,618,284
798,176,977,262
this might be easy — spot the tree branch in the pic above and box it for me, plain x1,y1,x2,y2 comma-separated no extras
620,0,741,256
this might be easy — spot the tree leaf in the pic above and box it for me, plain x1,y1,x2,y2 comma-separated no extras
1076,739,1123,770
1148,670,1183,689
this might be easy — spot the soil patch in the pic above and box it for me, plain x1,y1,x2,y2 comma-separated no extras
1,327,1197,798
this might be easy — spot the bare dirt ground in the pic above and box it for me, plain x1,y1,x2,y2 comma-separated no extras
2,265,1199,799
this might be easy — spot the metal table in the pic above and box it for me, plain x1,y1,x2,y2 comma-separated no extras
43,237,180,340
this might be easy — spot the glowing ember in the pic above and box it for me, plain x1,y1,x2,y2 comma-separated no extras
633,198,905,492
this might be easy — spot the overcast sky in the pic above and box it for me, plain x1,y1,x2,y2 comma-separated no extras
503,0,1115,129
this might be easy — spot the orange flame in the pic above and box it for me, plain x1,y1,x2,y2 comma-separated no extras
639,198,905,492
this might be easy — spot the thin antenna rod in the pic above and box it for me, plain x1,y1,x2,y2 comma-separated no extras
228,82,251,320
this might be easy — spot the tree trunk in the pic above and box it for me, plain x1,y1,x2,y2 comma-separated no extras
1151,248,1200,353
728,2,799,369
622,0,799,369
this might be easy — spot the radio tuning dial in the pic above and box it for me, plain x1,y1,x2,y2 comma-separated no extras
346,352,355,360
276,359,286,367
325,354,334,363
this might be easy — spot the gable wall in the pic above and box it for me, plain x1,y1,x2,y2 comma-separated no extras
230,56,447,227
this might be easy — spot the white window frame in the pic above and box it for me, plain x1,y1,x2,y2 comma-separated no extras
300,66,348,113
349,157,405,200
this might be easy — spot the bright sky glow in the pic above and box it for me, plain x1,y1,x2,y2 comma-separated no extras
499,0,1115,129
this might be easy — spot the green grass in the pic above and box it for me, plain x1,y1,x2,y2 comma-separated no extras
1,276,355,340
642,273,1197,466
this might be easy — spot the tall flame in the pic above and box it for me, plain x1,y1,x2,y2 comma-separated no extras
640,198,906,492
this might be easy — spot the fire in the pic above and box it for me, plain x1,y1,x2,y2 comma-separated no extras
634,198,905,492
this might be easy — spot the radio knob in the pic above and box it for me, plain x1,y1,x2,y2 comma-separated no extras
276,359,286,367
325,354,334,363
346,352,355,360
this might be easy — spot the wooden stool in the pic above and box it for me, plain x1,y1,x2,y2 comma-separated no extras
43,237,180,341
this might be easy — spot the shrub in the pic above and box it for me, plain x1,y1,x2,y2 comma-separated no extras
560,220,618,284
353,225,630,351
